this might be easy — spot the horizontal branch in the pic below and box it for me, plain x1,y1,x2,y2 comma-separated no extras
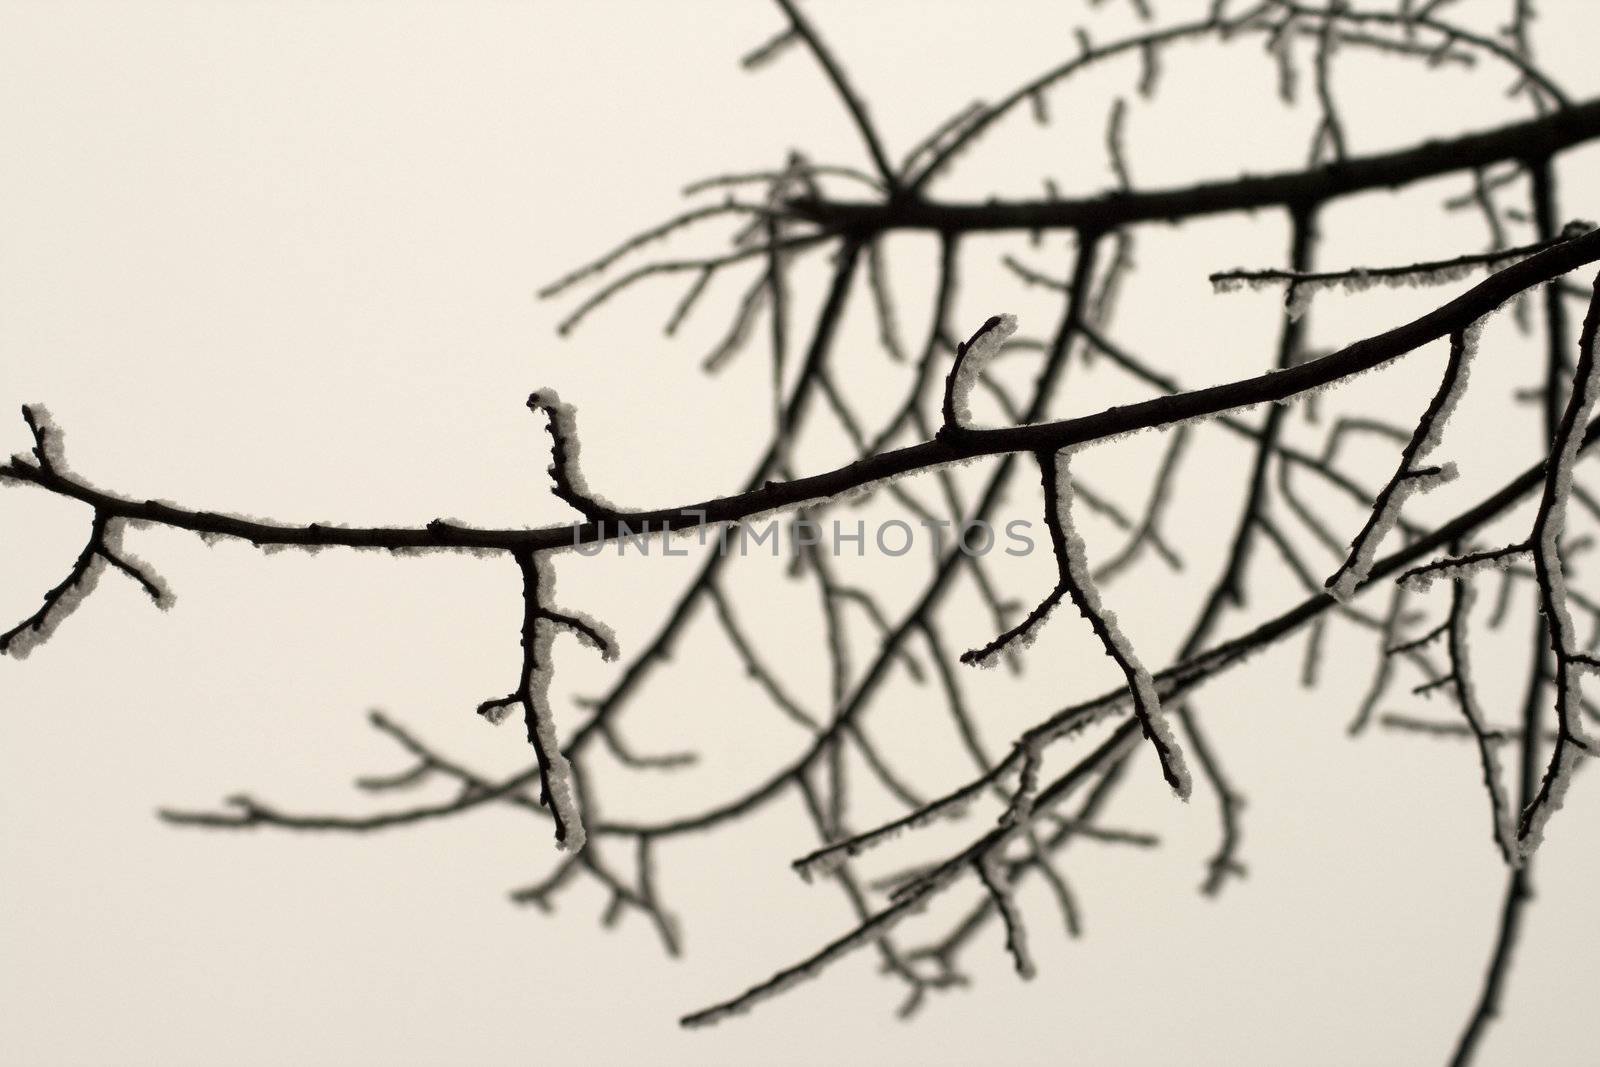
787,98,1600,233
7,227,1599,561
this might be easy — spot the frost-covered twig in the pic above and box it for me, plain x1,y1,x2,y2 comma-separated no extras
1515,272,1600,853
527,390,623,522
962,450,1190,797
1212,230,1589,298
476,551,617,851
1397,543,1531,591
1,411,174,659
1325,324,1479,600
940,313,1019,432
9,231,1600,562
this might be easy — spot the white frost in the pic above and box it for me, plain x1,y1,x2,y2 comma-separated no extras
1054,452,1191,799
1399,546,1529,592
21,403,68,470
1,554,105,660
102,518,177,610
529,388,621,516
948,314,1018,429
1328,322,1482,602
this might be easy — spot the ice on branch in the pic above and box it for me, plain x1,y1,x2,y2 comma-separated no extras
97,521,177,609
1213,227,1600,320
543,607,620,661
1516,741,1585,859
18,403,67,471
475,551,615,852
961,447,1190,798
960,588,1066,669
476,698,518,726
1398,543,1530,592
1048,452,1191,799
528,389,621,521
1534,304,1600,675
1326,324,1481,601
1515,274,1600,855
524,613,586,854
2,410,176,660
942,314,1018,431
0,540,106,660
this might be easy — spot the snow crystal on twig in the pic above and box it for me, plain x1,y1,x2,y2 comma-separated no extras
1398,544,1530,592
1051,452,1191,799
18,403,67,471
524,553,587,852
944,314,1018,430
528,389,621,520
0,551,105,660
1327,322,1481,601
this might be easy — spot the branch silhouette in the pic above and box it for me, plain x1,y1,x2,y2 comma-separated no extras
7,3,1600,1063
